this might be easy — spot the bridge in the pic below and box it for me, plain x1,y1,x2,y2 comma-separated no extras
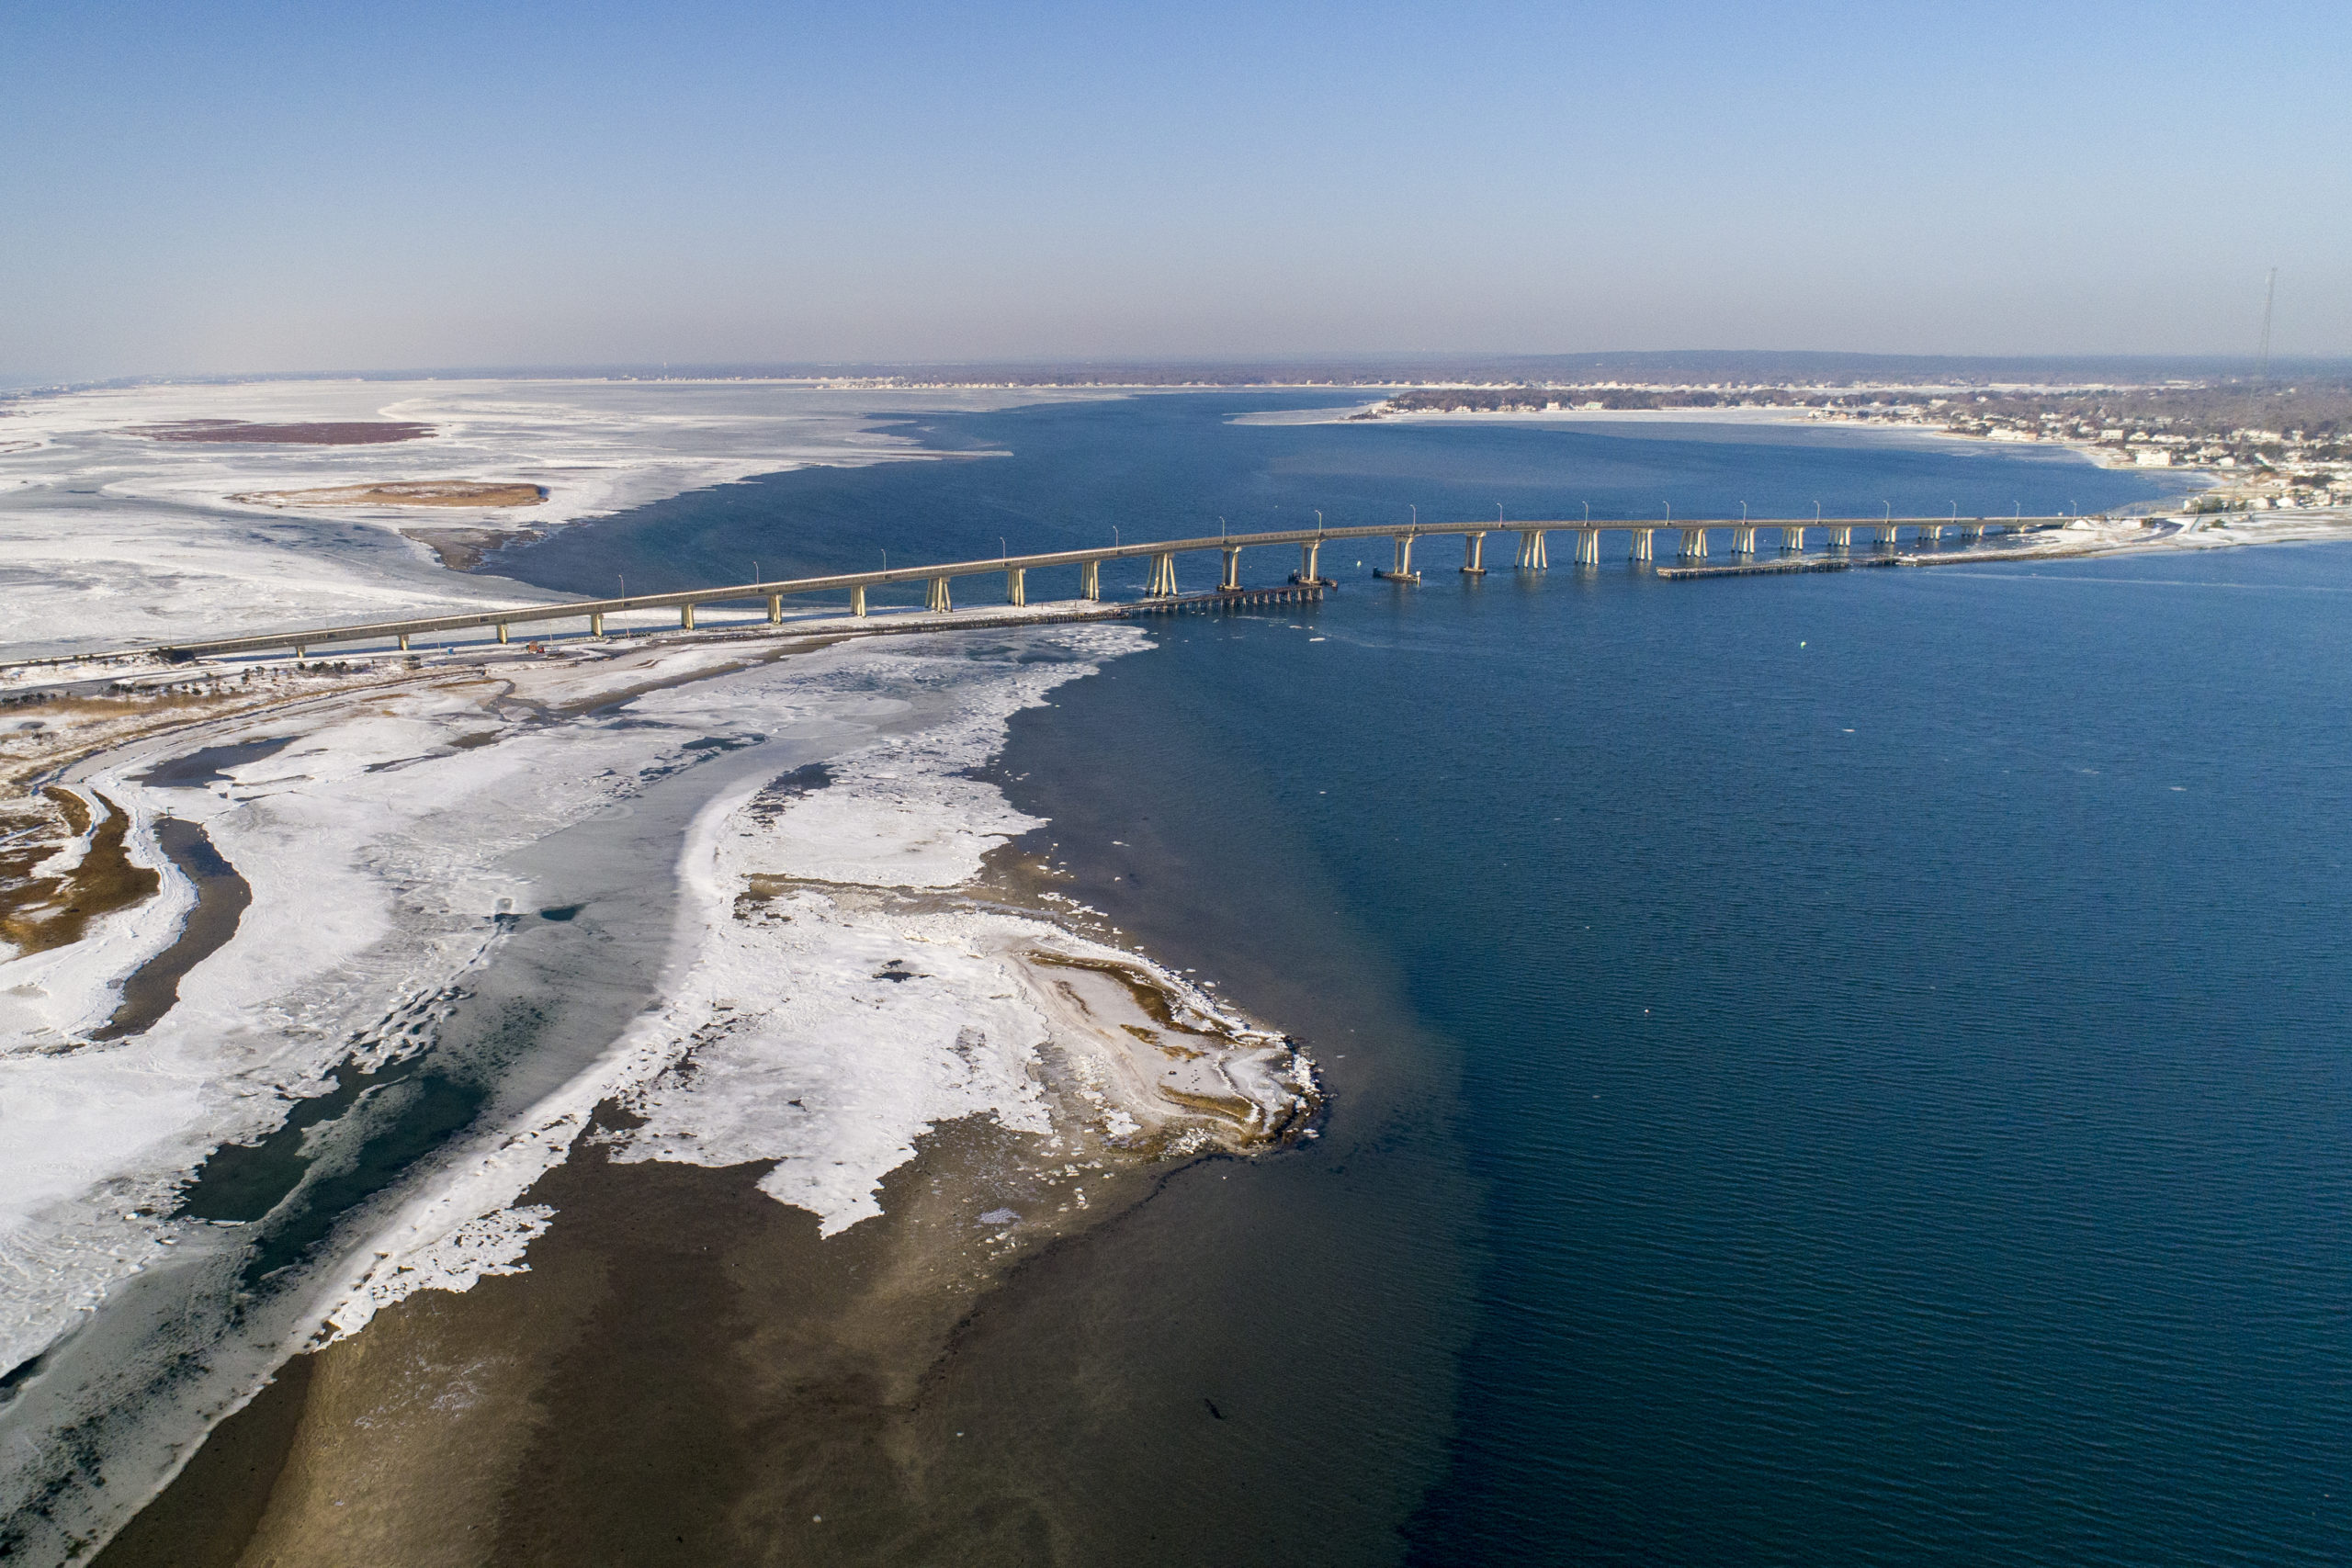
137,514,2079,662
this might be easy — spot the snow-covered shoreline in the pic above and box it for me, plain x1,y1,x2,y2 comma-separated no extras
0,617,1314,1562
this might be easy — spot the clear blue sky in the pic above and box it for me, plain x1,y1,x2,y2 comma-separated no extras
5,1,2346,378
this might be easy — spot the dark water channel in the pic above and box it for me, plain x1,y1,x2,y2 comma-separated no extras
94,818,250,1043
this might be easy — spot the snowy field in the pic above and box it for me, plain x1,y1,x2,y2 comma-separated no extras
0,378,1083,660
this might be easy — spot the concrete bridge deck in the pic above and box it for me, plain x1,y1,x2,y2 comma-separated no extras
35,515,2089,666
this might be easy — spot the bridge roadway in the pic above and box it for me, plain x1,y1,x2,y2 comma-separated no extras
137,515,2078,662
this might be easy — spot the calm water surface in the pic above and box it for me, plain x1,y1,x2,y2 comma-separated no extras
502,396,2352,1564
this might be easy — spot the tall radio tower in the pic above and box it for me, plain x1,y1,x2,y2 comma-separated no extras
2256,267,2277,381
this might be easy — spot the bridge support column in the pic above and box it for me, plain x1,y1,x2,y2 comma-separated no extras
1877,525,1900,550
1384,535,1419,581
1516,529,1548,570
1732,525,1757,555
1828,525,1852,548
1006,568,1026,605
397,632,411,651
767,593,783,624
680,604,695,630
1299,540,1323,582
1080,559,1101,600
1571,529,1597,566
1220,547,1242,592
927,577,953,613
1782,525,1804,552
1679,527,1709,560
496,624,510,644
1461,531,1487,574
1630,528,1655,563
1145,552,1177,597
850,584,866,616
588,613,603,637
1919,523,1943,546
1962,523,1984,542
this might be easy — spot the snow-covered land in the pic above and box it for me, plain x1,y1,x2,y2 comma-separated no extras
0,620,1312,1560
0,378,1077,660
0,377,1321,1561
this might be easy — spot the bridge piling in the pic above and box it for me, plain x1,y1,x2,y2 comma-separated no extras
849,585,866,617
1145,552,1178,597
1679,526,1710,560
766,594,783,624
1461,530,1487,574
927,577,952,613
680,604,695,631
496,624,511,644
1516,529,1548,570
1732,525,1757,555
1298,539,1324,582
1575,529,1600,566
1007,568,1026,606
1630,528,1656,563
1828,525,1852,548
1220,547,1242,592
1080,559,1101,600
1782,525,1804,552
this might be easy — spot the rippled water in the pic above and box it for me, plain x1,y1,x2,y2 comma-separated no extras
500,396,2352,1562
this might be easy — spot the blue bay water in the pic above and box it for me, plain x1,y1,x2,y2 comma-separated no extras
499,396,2351,1564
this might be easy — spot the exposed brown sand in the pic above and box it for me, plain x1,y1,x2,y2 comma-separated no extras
0,787,160,958
94,1111,1179,1568
400,525,548,571
236,482,549,509
124,420,434,446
